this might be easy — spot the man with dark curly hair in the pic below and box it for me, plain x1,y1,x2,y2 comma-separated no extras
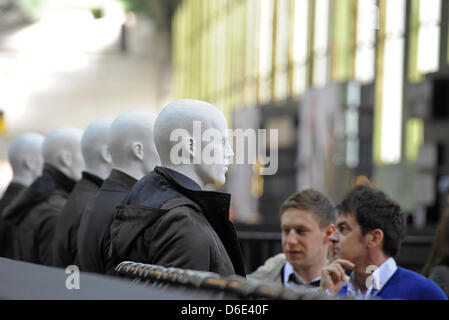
320,184,447,300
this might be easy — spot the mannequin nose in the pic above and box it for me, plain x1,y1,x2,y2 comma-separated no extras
225,142,234,158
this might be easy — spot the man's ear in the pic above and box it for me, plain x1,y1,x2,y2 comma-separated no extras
324,224,336,243
132,142,144,160
366,229,384,249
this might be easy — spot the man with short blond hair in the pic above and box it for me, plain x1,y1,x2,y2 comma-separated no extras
249,189,336,288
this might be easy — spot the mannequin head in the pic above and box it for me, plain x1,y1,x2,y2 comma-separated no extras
81,118,114,180
8,132,45,187
154,99,234,189
107,110,160,180
42,127,84,181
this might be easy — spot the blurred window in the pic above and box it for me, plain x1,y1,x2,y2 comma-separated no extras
312,0,330,88
258,0,274,104
409,0,442,82
374,0,406,165
355,0,376,83
406,118,424,163
291,0,309,97
330,0,354,83
273,0,290,101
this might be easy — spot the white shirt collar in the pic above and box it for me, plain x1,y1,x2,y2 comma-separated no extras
283,261,321,288
346,257,397,299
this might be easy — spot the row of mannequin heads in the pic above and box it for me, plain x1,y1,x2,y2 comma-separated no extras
7,99,234,190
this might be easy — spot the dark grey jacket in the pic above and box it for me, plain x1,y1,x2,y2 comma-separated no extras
0,182,26,258
107,166,246,277
77,169,137,274
53,172,104,268
2,164,75,265
0,182,26,215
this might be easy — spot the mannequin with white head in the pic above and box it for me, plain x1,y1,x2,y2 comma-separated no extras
108,110,160,180
154,99,234,189
8,132,45,187
43,127,84,181
81,118,114,180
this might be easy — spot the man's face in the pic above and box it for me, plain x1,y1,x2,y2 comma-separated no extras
281,208,331,271
330,212,366,265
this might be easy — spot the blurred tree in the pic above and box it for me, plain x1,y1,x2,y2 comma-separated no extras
118,0,181,35
0,0,37,29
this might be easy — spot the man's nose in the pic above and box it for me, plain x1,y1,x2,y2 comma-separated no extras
286,230,298,244
329,231,339,243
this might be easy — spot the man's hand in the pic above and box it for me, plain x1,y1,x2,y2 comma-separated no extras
320,259,355,294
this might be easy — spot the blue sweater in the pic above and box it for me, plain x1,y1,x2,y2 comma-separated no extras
339,267,448,300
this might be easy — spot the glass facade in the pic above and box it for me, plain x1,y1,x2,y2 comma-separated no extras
172,0,449,165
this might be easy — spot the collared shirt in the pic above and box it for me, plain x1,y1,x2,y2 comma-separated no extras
346,257,398,299
283,261,321,288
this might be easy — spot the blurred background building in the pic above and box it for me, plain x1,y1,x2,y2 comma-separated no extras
1,0,449,273
170,0,449,272
0,0,173,189
172,0,449,229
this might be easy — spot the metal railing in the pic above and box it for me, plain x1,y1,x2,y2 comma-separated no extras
115,261,340,300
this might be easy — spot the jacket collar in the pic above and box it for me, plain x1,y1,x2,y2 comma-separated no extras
107,169,137,190
4,182,26,196
155,166,231,221
81,171,104,188
2,164,75,224
41,163,76,194
161,167,202,191
154,166,246,276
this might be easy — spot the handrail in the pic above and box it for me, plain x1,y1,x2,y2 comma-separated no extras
114,261,343,300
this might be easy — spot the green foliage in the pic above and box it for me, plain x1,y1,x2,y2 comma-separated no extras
91,7,104,19
118,0,148,14
17,0,41,12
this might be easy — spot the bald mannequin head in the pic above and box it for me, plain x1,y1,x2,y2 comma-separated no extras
8,132,45,187
43,127,84,181
81,118,114,180
108,110,160,180
154,99,234,188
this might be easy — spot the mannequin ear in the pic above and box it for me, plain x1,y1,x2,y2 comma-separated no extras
100,145,113,164
132,142,144,160
24,155,37,171
187,137,197,157
59,150,72,168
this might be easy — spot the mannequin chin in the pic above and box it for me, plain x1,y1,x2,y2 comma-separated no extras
81,118,114,180
107,110,160,181
42,127,84,181
8,132,45,187
155,99,234,189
